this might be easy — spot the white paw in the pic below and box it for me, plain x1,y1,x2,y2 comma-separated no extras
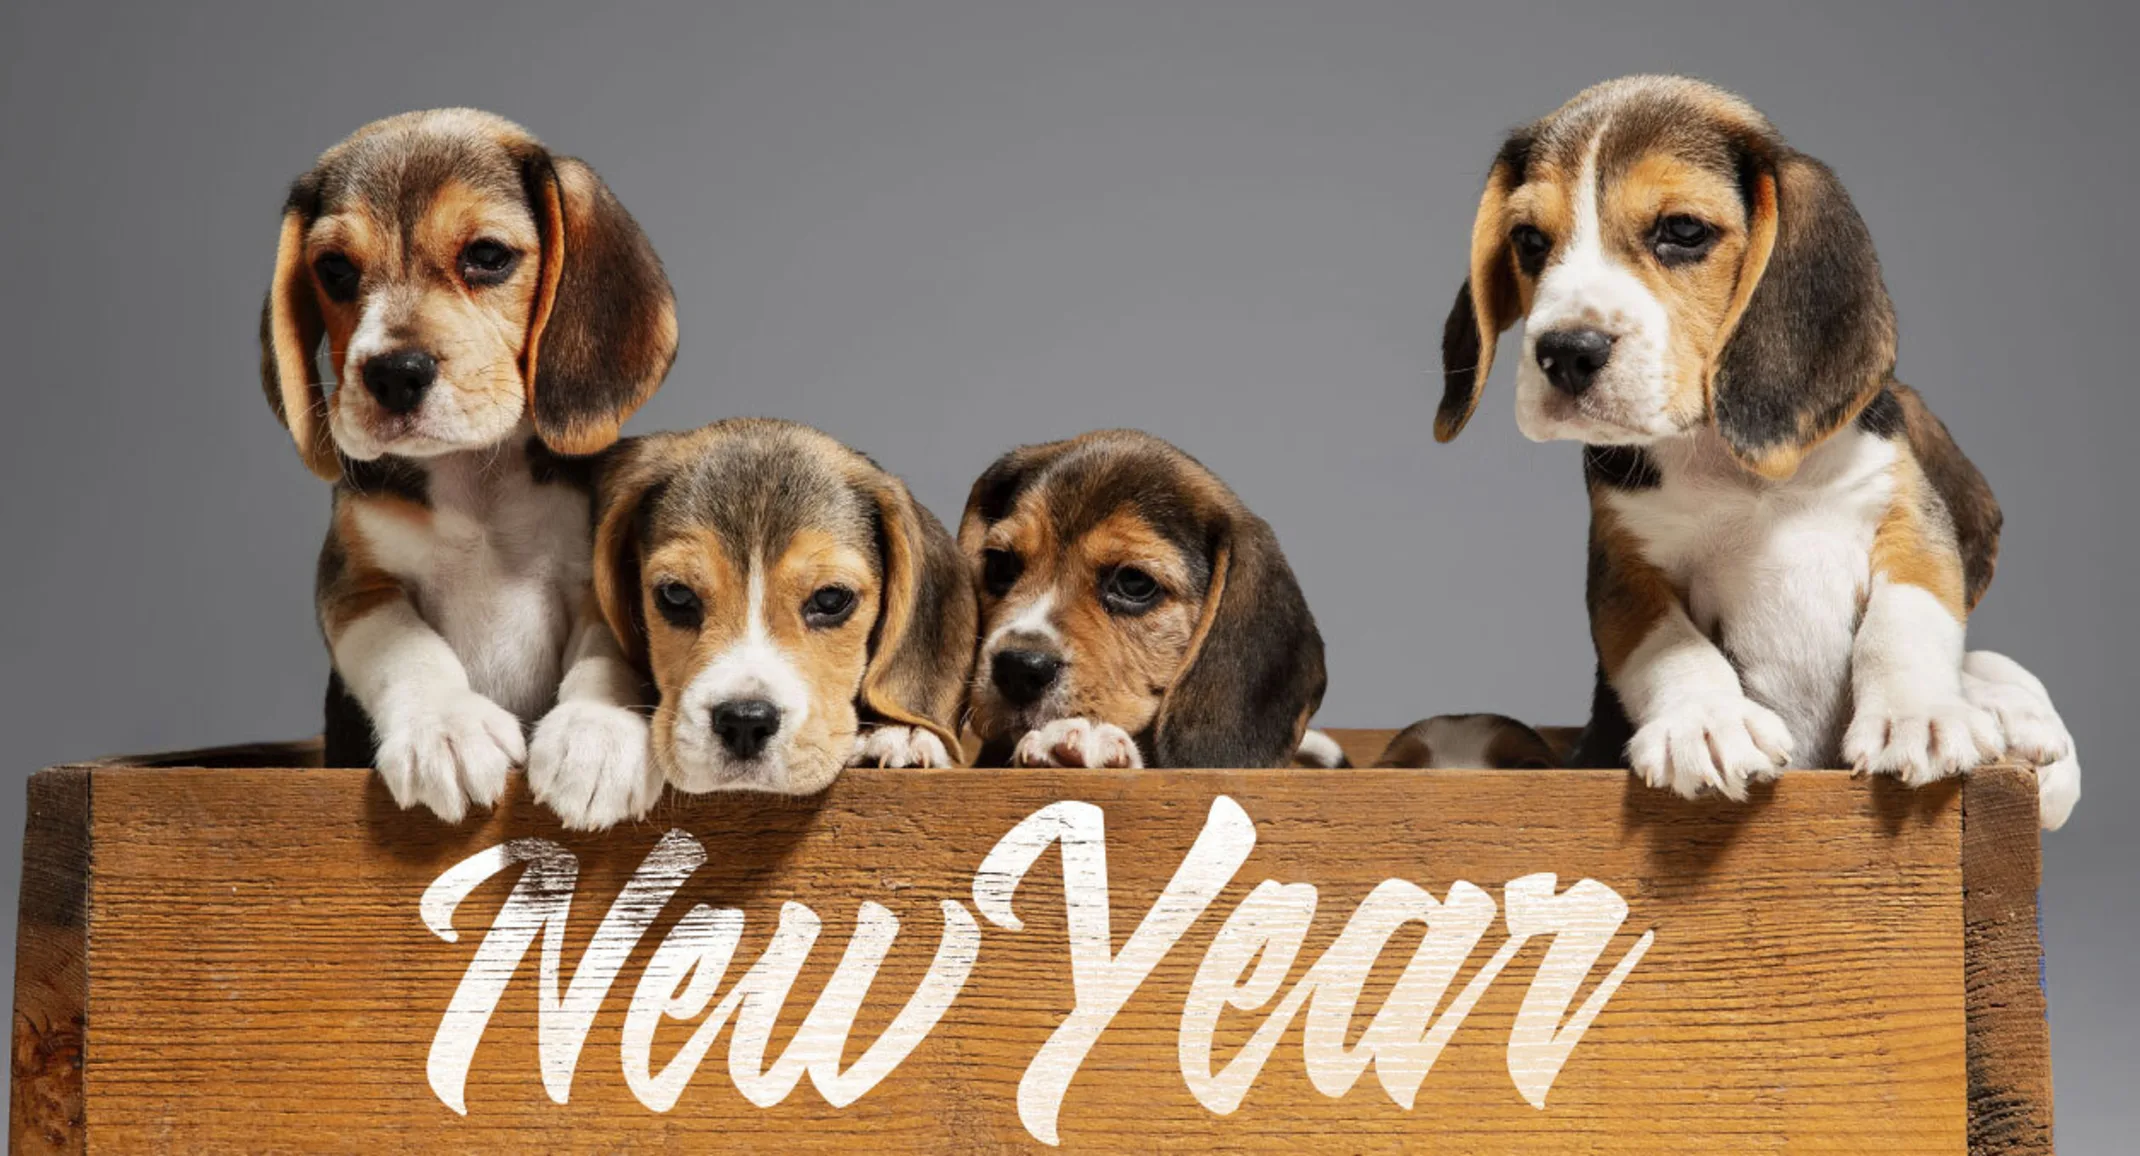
2036,754,2082,832
1844,693,2001,788
375,689,526,823
528,702,660,831
1013,718,1144,769
1627,696,1792,802
848,726,954,769
1962,653,2074,766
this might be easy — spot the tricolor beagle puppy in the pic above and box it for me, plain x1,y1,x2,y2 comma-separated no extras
261,109,678,826
1435,76,2079,827
959,430,1332,769
1374,714,1561,770
592,420,976,795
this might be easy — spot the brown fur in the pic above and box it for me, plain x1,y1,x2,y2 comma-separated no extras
1870,457,1969,618
960,430,1326,769
314,499,419,637
1586,503,1682,676
1373,714,1561,769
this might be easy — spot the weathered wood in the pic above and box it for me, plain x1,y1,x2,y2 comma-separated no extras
12,767,88,1155
1963,769,2053,1153
9,736,2049,1153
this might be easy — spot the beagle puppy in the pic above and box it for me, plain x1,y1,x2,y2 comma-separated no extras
1374,714,1560,770
592,420,976,795
1436,76,2079,826
959,430,1330,769
261,109,678,827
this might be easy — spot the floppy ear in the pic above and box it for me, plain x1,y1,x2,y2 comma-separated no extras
956,440,1075,554
860,475,978,760
1709,148,1896,480
259,180,340,480
1437,134,1530,443
589,436,672,670
1151,510,1327,768
520,151,679,457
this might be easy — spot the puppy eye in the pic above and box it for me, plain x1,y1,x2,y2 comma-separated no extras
982,549,1022,597
313,252,360,302
1510,224,1551,273
803,585,858,628
1101,566,1163,614
458,239,519,286
653,580,703,628
1652,215,1716,265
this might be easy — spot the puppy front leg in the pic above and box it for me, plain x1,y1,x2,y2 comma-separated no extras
1842,473,2000,786
1592,515,1791,800
331,598,526,823
529,591,662,830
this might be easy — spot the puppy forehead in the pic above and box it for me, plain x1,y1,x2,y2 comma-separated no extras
642,423,881,572
1511,76,1768,205
1015,438,1222,542
304,110,534,232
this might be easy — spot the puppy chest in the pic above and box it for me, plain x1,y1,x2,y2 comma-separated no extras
356,483,591,720
1610,481,1881,761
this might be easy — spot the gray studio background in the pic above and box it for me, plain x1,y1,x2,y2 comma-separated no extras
2,0,2132,1146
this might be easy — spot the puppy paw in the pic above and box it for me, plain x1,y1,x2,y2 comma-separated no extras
528,702,660,831
375,689,526,823
1844,693,2001,787
1014,718,1144,769
1962,653,2074,766
848,726,954,769
1627,696,1792,802
2035,754,2082,832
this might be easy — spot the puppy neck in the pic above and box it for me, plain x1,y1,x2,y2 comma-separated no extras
1638,425,1883,493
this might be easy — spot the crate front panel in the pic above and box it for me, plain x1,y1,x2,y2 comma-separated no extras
78,766,1967,1152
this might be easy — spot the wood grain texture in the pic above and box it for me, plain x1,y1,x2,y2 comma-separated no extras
1963,770,2053,1153
12,767,88,1155
8,736,2048,1153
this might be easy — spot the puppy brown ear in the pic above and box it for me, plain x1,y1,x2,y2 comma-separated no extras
860,476,978,760
1709,148,1896,480
520,152,678,457
1437,132,1530,443
956,440,1075,553
1151,511,1327,768
260,180,340,480
590,436,672,669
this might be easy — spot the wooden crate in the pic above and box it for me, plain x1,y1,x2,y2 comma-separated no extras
12,731,2050,1153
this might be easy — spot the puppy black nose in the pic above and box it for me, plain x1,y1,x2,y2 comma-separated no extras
1534,329,1615,397
711,699,782,760
361,349,437,415
992,649,1062,706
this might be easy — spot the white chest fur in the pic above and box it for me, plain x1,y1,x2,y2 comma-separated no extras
1602,430,1896,766
350,446,591,721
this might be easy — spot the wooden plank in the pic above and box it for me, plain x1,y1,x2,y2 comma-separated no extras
55,759,1976,1152
1963,768,2054,1154
12,767,89,1155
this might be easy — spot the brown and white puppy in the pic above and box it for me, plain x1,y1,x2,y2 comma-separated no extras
1374,714,1561,770
262,109,677,827
1437,76,2078,827
593,420,975,795
960,430,1330,769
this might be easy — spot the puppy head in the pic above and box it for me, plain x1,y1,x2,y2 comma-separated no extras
261,108,676,479
594,420,974,795
1438,75,1895,479
959,430,1325,768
